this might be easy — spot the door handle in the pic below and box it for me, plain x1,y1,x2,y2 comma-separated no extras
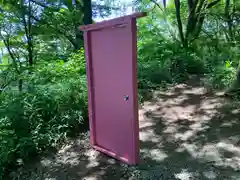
124,95,129,101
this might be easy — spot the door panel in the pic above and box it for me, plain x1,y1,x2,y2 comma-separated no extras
90,24,137,162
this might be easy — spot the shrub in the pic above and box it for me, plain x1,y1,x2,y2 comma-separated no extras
206,65,236,89
0,50,88,178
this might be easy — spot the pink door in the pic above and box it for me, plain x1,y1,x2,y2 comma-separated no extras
81,13,146,165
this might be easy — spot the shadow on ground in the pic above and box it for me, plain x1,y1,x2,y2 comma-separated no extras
11,76,240,180
138,76,240,180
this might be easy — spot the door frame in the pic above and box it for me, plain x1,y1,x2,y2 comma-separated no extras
80,12,146,165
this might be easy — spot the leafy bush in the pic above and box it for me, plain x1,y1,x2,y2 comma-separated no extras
137,19,207,103
0,50,88,178
136,8,240,94
206,65,236,89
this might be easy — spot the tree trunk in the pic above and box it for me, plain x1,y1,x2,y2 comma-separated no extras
173,0,220,47
237,61,240,84
21,0,34,66
83,0,93,25
73,0,92,50
75,26,83,50
185,0,198,45
225,0,234,41
18,79,23,92
27,0,33,66
174,0,185,47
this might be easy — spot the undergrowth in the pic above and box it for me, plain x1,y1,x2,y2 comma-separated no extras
0,51,88,178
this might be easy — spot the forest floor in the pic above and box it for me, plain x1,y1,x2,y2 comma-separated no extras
13,76,240,180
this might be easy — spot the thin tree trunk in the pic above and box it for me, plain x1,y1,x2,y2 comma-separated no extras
185,0,198,44
21,0,34,66
71,0,92,50
83,0,93,25
27,0,33,66
2,38,20,74
174,0,185,47
237,61,240,84
225,0,234,41
193,15,205,39
74,0,85,50
18,79,23,91
75,26,83,50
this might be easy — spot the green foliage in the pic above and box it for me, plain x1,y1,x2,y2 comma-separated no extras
137,14,208,102
206,65,236,89
30,49,86,85
136,4,239,102
0,51,87,178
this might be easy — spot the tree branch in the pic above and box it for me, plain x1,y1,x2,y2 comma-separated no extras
207,0,221,8
29,0,60,11
196,0,206,15
0,76,13,93
1,37,20,74
150,0,163,11
30,15,77,49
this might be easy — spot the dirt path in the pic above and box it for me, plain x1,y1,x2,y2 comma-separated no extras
14,77,240,180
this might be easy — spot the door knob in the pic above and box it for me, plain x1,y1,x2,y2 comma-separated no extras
124,95,129,101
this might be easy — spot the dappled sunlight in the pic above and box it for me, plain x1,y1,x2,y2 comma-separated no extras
174,169,195,180
138,77,240,179
85,150,101,168
140,129,161,143
24,135,123,180
145,149,168,162
13,77,240,180
182,140,240,171
34,77,240,180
